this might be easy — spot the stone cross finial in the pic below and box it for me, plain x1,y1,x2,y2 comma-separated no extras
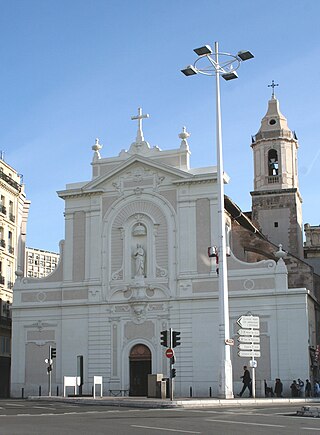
268,80,279,99
131,108,149,143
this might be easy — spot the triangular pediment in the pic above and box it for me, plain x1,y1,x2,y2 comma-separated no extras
82,155,194,192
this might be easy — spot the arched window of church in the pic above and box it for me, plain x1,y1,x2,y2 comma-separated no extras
268,149,279,176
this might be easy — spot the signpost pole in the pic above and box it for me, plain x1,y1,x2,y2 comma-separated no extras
48,346,52,397
237,315,260,398
251,333,256,399
169,328,173,401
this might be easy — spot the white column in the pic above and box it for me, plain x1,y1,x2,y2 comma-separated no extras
215,41,233,399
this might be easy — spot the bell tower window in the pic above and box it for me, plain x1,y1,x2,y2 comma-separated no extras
268,149,279,176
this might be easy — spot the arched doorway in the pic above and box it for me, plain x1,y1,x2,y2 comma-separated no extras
129,344,151,396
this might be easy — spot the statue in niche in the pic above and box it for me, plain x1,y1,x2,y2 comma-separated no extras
133,244,145,277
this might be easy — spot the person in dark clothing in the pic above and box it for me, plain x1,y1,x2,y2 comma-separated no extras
290,380,299,397
238,366,252,397
305,379,312,397
274,378,283,397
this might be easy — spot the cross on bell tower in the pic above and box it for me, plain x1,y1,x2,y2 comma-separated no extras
268,80,279,99
250,87,303,258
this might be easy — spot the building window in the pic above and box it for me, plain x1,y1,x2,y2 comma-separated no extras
274,222,279,228
0,336,10,355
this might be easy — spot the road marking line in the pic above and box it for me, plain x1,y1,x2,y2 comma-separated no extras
5,403,25,407
302,428,320,431
131,425,201,433
206,418,285,428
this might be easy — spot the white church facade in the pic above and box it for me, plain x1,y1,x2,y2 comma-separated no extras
11,100,319,398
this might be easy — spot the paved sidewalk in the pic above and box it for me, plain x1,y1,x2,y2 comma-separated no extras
28,395,320,409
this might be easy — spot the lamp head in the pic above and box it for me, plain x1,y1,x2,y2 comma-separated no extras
193,45,213,56
181,65,198,76
222,71,239,81
221,71,238,81
237,50,254,61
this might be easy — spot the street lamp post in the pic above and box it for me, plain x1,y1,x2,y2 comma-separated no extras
181,42,253,399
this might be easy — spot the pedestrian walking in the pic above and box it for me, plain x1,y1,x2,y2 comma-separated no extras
314,381,320,397
238,366,252,397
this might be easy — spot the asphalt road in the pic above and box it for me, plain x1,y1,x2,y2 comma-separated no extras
0,400,319,435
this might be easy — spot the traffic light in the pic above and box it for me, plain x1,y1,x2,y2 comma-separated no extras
172,331,181,348
160,330,168,347
171,368,176,378
50,347,56,359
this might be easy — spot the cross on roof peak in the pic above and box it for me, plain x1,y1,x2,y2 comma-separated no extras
131,107,150,143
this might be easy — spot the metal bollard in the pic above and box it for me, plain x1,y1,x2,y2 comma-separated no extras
209,387,212,397
57,386,59,396
39,385,41,396
190,386,193,397
21,388,24,399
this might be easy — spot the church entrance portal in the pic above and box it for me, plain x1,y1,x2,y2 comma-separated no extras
129,344,151,396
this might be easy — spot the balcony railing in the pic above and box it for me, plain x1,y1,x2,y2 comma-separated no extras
9,213,15,223
0,239,5,249
8,246,14,255
0,276,5,285
0,171,21,192
0,205,6,215
267,175,281,184
7,281,14,289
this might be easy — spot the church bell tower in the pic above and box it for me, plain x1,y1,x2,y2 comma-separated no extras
250,83,303,258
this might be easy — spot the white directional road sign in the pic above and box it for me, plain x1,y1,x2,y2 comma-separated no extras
238,336,260,343
238,350,261,358
237,315,260,329
238,343,260,351
238,329,260,336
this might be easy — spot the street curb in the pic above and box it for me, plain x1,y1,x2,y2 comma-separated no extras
27,396,320,409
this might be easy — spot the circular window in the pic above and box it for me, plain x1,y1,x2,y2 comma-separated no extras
269,119,276,125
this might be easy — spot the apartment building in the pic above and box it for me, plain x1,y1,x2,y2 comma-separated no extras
26,247,59,279
0,157,30,301
0,156,30,397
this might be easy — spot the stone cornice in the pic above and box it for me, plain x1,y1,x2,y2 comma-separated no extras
57,189,104,199
251,187,303,203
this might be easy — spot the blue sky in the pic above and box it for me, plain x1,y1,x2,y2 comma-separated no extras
1,0,319,252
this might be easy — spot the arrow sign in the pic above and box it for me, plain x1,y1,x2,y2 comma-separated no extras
238,329,260,336
238,343,260,351
237,315,260,329
238,350,261,358
238,336,260,343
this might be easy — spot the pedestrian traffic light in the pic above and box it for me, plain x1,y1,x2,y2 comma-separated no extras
50,347,56,359
171,368,176,378
47,365,52,373
172,331,181,348
160,330,168,347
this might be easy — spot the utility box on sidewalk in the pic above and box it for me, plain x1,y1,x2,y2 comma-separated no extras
148,374,166,398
